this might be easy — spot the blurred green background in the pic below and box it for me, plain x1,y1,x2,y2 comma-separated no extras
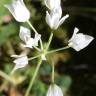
0,0,96,96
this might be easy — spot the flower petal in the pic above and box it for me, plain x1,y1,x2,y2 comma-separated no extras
4,4,16,20
75,34,94,51
69,27,79,42
47,10,60,29
44,0,61,10
68,28,94,51
4,0,30,22
46,11,52,28
19,26,31,42
51,6,62,19
51,12,60,29
33,33,41,46
11,53,28,74
25,38,34,48
56,14,69,29
47,84,63,96
44,0,52,9
19,0,25,6
12,54,28,69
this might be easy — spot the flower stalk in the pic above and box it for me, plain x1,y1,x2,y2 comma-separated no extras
46,32,53,50
26,20,37,34
26,20,43,50
0,70,15,84
25,59,42,96
47,46,70,54
29,46,70,61
28,54,41,61
33,46,41,52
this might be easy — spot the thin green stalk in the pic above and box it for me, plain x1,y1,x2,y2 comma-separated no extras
27,20,37,34
47,46,70,54
25,59,42,96
28,54,41,61
28,46,69,61
46,32,53,50
27,20,43,50
0,70,15,84
40,39,43,50
52,61,54,83
33,46,41,52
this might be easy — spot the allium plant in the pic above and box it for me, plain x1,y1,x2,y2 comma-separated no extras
4,0,94,96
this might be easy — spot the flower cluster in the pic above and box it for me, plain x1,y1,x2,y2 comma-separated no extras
4,0,94,96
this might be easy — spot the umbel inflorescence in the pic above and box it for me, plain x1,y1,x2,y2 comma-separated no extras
4,0,94,96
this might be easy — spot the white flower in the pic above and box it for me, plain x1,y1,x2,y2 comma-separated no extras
46,7,69,30
47,84,63,96
44,0,61,10
4,0,30,22
11,54,28,72
19,26,41,48
68,27,94,51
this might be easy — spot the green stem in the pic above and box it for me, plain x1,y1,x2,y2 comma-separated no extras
27,20,37,33
27,20,43,50
0,70,15,84
28,54,41,61
28,46,69,61
46,32,53,50
33,46,41,52
52,61,54,83
25,59,42,96
47,46,70,54
40,39,43,50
